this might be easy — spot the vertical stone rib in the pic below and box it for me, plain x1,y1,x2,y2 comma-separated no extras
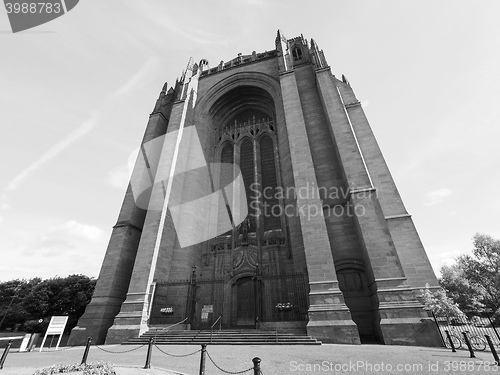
68,109,171,345
279,70,359,344
315,67,441,346
105,73,201,343
338,84,439,289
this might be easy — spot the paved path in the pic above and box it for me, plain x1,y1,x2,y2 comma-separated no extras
0,343,499,374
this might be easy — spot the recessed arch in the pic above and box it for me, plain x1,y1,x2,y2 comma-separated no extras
196,71,282,123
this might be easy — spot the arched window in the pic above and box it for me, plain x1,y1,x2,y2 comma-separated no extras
292,47,302,61
218,143,234,236
216,116,282,236
260,136,280,231
220,142,234,186
240,138,256,232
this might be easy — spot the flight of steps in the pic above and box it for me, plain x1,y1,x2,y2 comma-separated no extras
124,329,321,345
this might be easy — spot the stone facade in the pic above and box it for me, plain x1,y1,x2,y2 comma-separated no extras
69,31,441,346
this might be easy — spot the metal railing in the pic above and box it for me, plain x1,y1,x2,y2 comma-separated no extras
152,317,187,343
210,315,222,343
255,317,278,343
433,312,500,351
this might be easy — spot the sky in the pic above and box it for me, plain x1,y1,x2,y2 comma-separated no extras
1,1,499,282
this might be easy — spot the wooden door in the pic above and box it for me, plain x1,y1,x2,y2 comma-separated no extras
236,278,255,326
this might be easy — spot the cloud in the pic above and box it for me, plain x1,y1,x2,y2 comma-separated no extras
1,194,11,210
107,147,139,189
239,0,266,5
108,57,160,99
23,237,76,257
107,165,131,190
427,247,465,275
6,112,99,191
0,217,108,280
0,216,3,226
147,12,226,47
55,220,104,242
425,188,453,206
21,220,104,257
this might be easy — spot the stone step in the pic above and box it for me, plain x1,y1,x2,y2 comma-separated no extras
123,329,321,345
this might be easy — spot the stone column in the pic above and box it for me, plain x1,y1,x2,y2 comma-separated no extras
105,73,201,344
279,70,360,344
315,67,441,346
338,84,439,290
68,109,171,345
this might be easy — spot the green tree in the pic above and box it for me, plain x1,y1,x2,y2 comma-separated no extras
438,233,500,318
458,233,500,312
22,274,96,332
1,275,95,332
440,262,485,312
418,287,465,318
0,278,41,330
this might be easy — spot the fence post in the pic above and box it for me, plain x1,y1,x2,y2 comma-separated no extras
462,331,475,358
444,330,456,353
199,343,207,375
431,311,446,347
485,335,500,366
0,340,12,370
80,337,92,365
253,357,261,375
487,312,500,343
144,337,154,369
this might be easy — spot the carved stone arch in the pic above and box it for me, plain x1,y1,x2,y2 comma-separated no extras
228,271,256,286
255,129,276,142
236,135,253,147
217,133,233,147
216,140,234,161
196,71,282,116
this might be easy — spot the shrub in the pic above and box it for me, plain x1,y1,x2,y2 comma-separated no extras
24,319,49,334
32,362,115,375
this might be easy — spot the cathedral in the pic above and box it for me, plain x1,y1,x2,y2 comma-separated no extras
69,31,442,346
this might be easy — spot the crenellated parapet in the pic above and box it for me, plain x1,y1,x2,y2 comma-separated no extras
199,50,278,78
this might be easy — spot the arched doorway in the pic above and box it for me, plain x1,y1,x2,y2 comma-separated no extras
233,277,256,326
337,267,378,343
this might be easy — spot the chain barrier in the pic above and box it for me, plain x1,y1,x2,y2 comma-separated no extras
154,344,201,357
206,349,254,374
39,341,88,353
94,343,146,354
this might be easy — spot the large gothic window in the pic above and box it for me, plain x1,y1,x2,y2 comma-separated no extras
217,115,281,235
219,143,234,235
240,138,256,232
260,136,280,231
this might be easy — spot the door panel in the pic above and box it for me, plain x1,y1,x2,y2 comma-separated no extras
236,278,255,326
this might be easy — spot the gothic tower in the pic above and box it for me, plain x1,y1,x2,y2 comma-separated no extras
69,31,442,346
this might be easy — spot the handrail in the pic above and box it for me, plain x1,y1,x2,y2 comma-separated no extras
211,315,222,330
210,316,222,343
153,317,187,343
256,317,278,343
160,317,188,331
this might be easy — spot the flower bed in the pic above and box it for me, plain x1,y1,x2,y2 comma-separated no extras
33,361,116,375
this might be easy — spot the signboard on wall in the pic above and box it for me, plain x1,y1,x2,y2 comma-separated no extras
39,316,68,351
201,305,213,322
